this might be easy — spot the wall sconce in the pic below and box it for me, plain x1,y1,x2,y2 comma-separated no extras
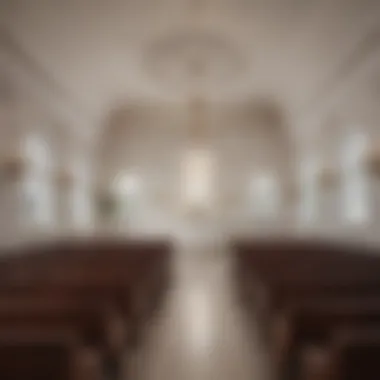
0,155,26,181
365,144,380,179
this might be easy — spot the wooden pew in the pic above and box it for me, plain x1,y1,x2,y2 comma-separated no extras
0,327,101,380
300,326,380,380
0,238,172,326
1,238,172,320
231,238,380,380
232,239,380,313
0,287,126,378
0,295,125,348
0,238,173,379
273,297,380,379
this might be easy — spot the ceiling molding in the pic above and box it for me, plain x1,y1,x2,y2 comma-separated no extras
141,28,246,96
0,24,92,129
298,23,380,127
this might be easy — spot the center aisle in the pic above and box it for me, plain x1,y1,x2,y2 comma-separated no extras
126,246,272,380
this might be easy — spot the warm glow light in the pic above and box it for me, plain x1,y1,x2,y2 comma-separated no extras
114,172,140,196
182,149,214,208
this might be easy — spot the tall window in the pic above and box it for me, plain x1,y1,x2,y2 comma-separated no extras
249,172,279,219
182,149,214,209
298,157,319,225
23,134,54,228
113,172,140,222
71,161,93,230
341,131,369,225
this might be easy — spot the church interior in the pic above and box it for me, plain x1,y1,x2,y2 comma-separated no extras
0,0,380,379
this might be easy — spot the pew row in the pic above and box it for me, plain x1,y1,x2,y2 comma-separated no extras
231,238,380,380
0,237,173,380
0,327,101,380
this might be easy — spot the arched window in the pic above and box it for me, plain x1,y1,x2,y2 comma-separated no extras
23,134,54,228
341,131,369,225
25,135,49,170
181,149,214,209
113,171,141,223
298,157,319,225
71,161,93,230
249,172,279,219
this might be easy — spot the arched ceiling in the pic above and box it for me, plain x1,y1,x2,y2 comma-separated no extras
142,28,248,96
0,0,379,148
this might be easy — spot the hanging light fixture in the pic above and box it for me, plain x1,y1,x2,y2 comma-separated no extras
187,95,208,145
182,96,213,209
180,0,216,216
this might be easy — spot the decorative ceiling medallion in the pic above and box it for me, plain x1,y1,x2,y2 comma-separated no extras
142,29,247,93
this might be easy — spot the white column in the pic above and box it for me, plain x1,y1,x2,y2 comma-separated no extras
249,172,279,220
113,171,141,232
70,159,94,233
0,118,28,246
0,171,24,246
298,156,319,228
341,131,370,226
23,133,55,232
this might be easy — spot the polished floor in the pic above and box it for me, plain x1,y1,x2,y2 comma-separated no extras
127,246,272,380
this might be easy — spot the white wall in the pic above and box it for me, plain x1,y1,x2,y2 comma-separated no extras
0,100,379,247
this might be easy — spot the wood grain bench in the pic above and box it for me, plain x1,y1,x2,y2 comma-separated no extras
300,326,380,380
0,238,173,324
231,239,380,380
0,238,173,380
0,327,102,380
232,240,380,315
274,297,380,380
0,239,172,322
